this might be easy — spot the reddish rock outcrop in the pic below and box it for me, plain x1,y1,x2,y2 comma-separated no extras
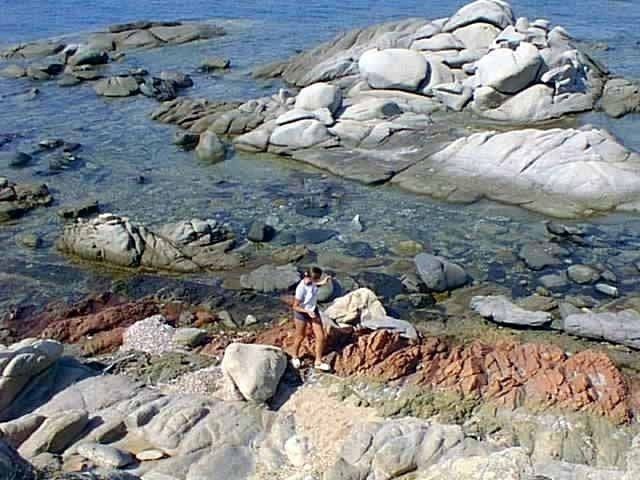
256,323,634,423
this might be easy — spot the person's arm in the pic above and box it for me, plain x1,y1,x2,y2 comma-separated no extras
315,275,332,287
292,297,308,313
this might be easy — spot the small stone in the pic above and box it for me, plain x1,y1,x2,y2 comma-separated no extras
173,328,208,348
136,449,166,461
76,443,134,469
218,310,237,328
18,233,43,249
244,314,259,326
595,283,619,297
391,240,424,257
248,221,275,242
567,265,600,284
539,273,568,289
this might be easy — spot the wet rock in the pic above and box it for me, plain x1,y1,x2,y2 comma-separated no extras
595,283,619,297
1,151,31,168
600,78,640,118
296,229,337,244
159,70,193,89
94,76,139,97
248,221,275,243
57,214,237,272
76,443,134,468
414,253,469,293
26,62,64,80
173,131,200,150
471,295,552,327
0,181,52,222
343,241,375,258
391,240,424,257
0,440,36,479
195,130,225,162
201,57,231,71
240,264,300,292
221,343,287,402
539,273,568,289
67,47,109,66
57,74,81,86
295,198,329,218
564,309,640,349
17,233,43,249
518,242,564,270
0,64,26,78
57,199,100,219
545,221,584,237
567,265,600,284
140,77,178,101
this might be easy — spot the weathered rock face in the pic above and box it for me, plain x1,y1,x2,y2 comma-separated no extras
600,78,640,118
57,213,239,273
564,309,640,349
0,179,52,223
221,343,287,402
295,82,343,114
195,130,225,162
394,127,640,217
475,41,542,94
151,98,243,132
471,295,552,327
443,0,516,31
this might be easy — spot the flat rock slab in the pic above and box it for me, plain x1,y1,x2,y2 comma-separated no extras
564,310,640,349
471,295,552,327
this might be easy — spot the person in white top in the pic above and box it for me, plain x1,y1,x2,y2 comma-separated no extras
291,266,332,371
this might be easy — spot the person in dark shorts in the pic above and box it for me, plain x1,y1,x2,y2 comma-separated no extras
291,266,332,371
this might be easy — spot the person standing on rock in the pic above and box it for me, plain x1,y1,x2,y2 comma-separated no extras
291,267,332,372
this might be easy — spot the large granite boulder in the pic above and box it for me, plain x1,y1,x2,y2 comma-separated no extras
358,48,429,92
564,310,640,349
471,295,552,327
18,409,89,458
57,214,238,272
270,119,332,149
295,82,343,114
414,253,469,292
221,343,287,402
475,42,543,94
394,127,640,217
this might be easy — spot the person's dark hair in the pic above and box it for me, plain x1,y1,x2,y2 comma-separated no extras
309,266,323,279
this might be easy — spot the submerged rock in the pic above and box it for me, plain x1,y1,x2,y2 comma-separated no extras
414,253,469,292
0,180,52,223
195,130,225,162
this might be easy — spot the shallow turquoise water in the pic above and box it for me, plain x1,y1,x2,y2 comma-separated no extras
1,0,640,309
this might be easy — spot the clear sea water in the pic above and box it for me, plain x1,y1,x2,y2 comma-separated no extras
1,0,640,310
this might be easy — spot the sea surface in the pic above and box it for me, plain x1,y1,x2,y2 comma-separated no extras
1,0,640,310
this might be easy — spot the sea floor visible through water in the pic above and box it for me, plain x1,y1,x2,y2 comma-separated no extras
1,0,640,311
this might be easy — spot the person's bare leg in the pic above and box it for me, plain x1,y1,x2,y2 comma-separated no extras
311,320,326,365
292,318,306,359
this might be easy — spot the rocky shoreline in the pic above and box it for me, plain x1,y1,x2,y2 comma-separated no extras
2,1,640,479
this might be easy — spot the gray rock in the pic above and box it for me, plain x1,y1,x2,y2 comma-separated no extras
240,264,300,292
57,199,100,219
564,309,640,349
600,78,640,118
221,343,287,402
67,47,109,66
201,57,231,71
270,119,332,149
471,295,552,327
443,0,516,31
1,151,31,168
195,131,226,162
296,229,337,244
77,442,134,468
159,70,193,89
295,83,342,114
248,221,275,242
218,310,237,328
0,64,26,78
414,253,469,292
595,283,619,297
173,131,200,150
94,76,139,97
244,315,259,327
358,48,429,92
17,233,43,249
567,265,600,284
518,242,565,270
140,77,178,101
173,328,208,348
539,273,568,289
558,302,581,319
475,42,542,94
18,409,88,457
412,32,464,51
